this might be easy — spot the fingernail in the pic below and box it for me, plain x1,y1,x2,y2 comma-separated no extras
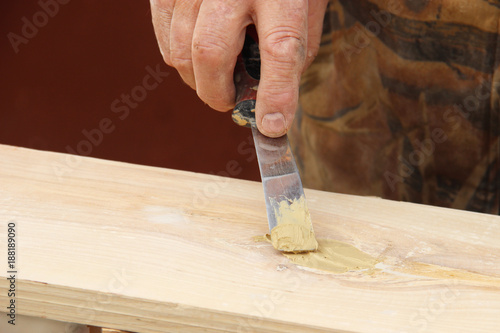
262,112,286,136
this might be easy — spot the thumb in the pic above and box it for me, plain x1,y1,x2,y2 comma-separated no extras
254,0,308,138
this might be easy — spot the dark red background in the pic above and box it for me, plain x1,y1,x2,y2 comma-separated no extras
0,0,260,181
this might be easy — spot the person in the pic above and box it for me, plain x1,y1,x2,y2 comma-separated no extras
150,0,500,215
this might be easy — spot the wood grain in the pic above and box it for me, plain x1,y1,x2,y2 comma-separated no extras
0,144,499,332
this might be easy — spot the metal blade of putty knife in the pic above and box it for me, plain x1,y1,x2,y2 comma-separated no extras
232,31,318,253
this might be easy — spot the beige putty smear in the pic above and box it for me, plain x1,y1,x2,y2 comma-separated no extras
257,196,378,273
255,235,379,274
261,196,378,273
270,196,318,252
284,239,378,273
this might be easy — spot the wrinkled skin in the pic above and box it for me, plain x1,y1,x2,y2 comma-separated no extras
150,0,329,137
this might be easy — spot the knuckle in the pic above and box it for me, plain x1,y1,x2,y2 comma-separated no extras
260,89,297,110
264,26,305,47
192,32,231,61
170,52,193,71
261,27,306,65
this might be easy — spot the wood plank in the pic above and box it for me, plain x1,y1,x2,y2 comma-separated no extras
0,144,499,332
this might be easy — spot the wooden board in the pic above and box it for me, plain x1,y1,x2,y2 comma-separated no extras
0,144,499,332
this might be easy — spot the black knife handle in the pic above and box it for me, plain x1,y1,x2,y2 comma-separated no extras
232,29,260,128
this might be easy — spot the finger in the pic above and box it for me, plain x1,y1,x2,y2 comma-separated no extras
254,0,308,137
192,0,251,111
150,0,175,66
169,0,202,89
304,0,330,70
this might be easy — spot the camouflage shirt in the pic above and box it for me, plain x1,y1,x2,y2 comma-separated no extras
293,0,500,214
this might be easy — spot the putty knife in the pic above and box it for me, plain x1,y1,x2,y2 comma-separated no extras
232,32,318,253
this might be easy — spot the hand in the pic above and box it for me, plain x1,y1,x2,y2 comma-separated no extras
150,0,329,137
